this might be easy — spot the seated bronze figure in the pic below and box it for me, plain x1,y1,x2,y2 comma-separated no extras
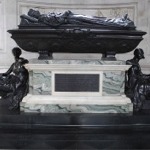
0,47,29,110
125,48,150,111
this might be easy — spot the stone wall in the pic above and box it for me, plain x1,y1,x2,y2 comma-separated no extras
0,0,150,72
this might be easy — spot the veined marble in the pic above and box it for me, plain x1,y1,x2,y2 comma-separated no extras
21,104,132,113
27,59,129,96
21,95,132,114
29,59,126,65
29,70,51,95
22,59,132,113
103,71,125,95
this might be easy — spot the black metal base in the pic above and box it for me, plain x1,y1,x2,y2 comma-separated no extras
8,27,146,61
38,51,53,60
101,52,117,61
1,99,150,149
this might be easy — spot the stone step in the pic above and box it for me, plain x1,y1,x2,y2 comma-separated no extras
21,94,132,113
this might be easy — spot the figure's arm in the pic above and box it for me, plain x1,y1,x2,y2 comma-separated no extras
20,14,38,23
3,63,14,76
14,58,29,88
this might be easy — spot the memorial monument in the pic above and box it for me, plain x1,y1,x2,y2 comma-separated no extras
7,9,147,113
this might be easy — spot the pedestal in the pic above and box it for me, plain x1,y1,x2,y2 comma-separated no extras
21,59,132,113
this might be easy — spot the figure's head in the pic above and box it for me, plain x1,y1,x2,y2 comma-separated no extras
134,48,145,59
28,9,40,19
12,47,22,59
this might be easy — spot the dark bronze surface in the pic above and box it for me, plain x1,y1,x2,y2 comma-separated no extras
8,9,146,60
0,47,29,110
125,48,150,112
19,9,136,29
8,28,146,60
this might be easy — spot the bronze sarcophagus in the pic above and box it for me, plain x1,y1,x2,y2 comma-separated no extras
8,9,146,60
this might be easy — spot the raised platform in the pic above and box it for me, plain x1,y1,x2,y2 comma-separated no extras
21,95,132,113
21,59,132,113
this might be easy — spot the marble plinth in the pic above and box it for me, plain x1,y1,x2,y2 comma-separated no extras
21,95,132,113
21,59,132,113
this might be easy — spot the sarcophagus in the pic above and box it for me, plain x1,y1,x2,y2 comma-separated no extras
8,9,146,60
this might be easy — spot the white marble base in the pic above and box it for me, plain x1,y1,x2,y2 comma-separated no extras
21,94,133,113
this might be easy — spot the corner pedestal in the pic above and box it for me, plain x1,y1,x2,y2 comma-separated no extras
21,59,132,114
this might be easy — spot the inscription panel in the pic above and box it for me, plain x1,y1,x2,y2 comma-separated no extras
55,74,99,92
52,71,103,96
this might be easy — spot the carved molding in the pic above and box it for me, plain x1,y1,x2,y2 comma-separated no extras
17,1,137,25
